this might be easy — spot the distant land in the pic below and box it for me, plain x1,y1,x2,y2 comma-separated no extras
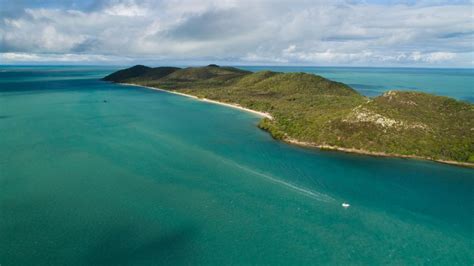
103,65,474,167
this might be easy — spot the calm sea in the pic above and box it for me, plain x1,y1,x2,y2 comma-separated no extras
0,66,473,265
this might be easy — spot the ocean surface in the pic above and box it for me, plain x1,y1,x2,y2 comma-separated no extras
0,66,473,265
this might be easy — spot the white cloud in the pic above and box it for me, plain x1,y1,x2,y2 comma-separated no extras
0,0,472,66
0,52,131,62
423,52,456,63
104,2,148,17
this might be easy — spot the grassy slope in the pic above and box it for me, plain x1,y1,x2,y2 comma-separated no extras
103,65,474,165
328,91,474,162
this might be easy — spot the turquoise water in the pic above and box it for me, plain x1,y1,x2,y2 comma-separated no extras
241,66,474,102
0,66,473,265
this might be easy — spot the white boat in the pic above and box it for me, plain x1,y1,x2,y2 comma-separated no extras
342,202,350,208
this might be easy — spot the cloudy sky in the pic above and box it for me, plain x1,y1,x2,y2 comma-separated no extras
0,0,473,66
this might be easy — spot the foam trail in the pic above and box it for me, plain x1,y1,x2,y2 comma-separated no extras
135,126,336,203
232,162,335,203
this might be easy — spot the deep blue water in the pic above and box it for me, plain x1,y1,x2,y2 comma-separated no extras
0,66,473,265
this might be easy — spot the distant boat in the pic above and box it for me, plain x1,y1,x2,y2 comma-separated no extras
342,202,350,208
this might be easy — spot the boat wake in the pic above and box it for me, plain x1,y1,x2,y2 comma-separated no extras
138,128,336,204
231,162,336,203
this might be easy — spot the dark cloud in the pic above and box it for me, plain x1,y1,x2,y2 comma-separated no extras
71,38,101,53
165,9,254,41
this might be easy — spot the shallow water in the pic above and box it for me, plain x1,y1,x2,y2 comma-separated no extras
0,66,473,265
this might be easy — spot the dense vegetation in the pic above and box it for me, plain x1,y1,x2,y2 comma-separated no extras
103,65,474,165
103,65,180,82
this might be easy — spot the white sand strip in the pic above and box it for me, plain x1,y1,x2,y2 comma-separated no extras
120,83,273,119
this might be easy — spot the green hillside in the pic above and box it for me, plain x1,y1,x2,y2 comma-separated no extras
103,66,180,82
104,65,474,166
102,65,152,81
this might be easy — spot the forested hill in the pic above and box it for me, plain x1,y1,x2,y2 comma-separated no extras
103,65,474,166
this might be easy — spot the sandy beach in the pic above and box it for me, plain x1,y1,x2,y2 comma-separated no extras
121,83,273,120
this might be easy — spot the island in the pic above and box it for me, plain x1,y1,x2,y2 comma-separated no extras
103,65,474,167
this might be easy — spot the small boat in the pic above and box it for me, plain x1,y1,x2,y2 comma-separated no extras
342,202,350,208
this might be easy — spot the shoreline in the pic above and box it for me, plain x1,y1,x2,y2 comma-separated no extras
285,138,474,168
118,82,473,168
120,83,273,120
